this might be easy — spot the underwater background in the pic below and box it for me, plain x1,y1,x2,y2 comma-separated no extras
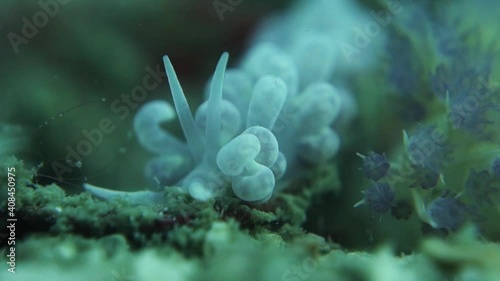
1,0,500,280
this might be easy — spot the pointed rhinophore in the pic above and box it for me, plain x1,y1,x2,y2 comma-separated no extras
163,55,204,161
206,52,229,162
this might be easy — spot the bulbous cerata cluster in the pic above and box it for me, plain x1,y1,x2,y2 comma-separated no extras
83,1,361,204
131,43,344,203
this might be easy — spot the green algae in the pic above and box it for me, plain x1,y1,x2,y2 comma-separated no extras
1,156,500,280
